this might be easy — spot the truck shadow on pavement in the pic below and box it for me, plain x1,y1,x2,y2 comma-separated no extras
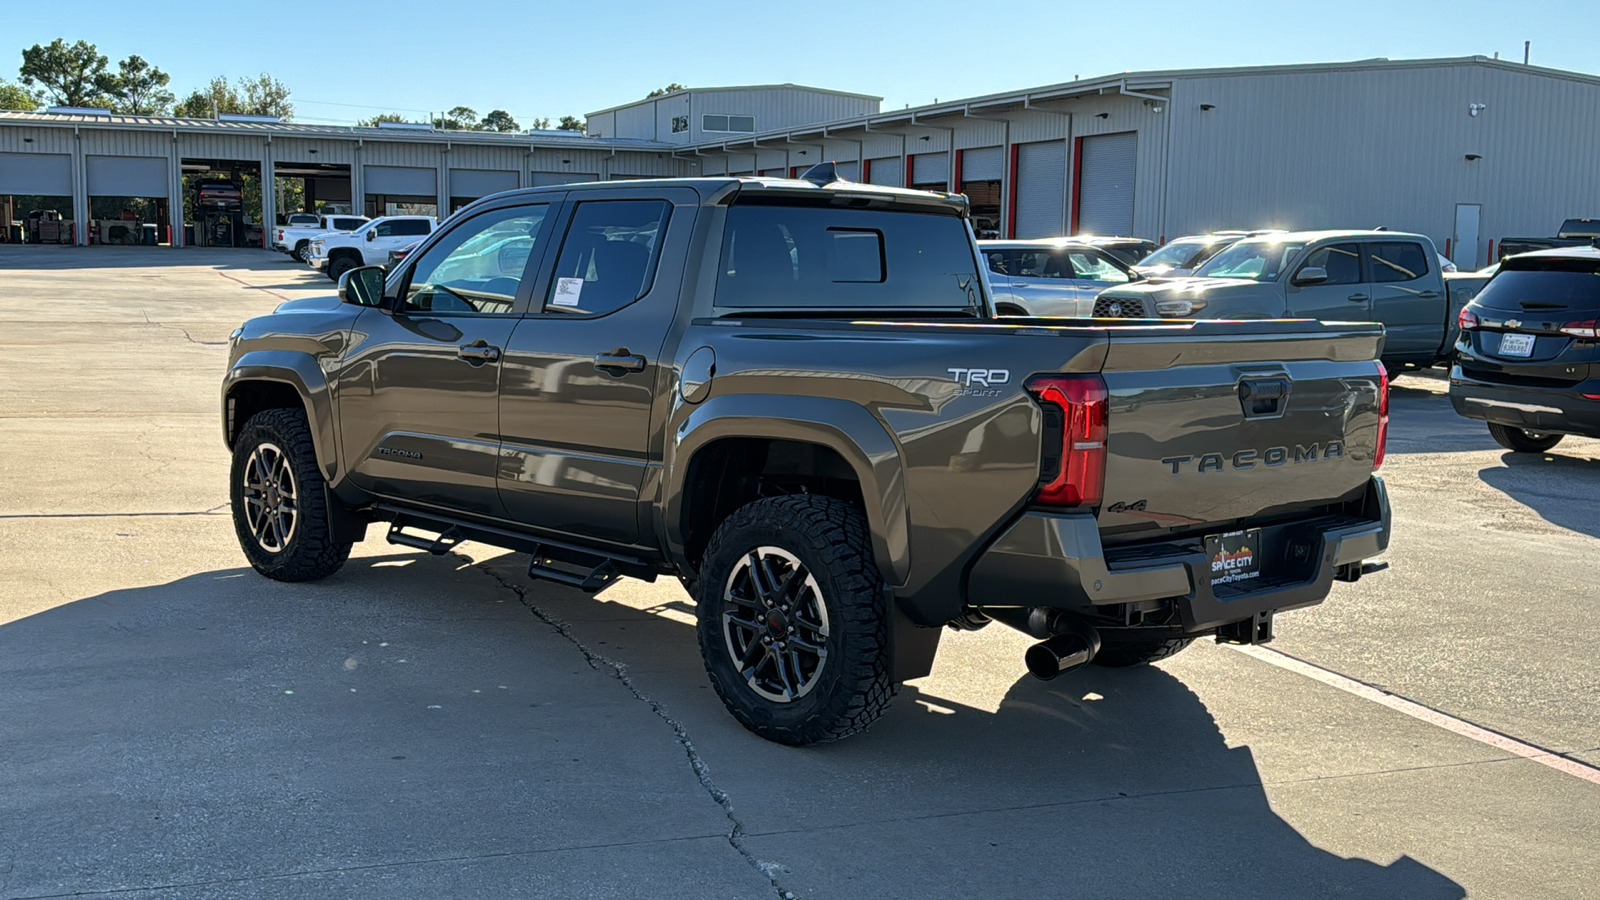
0,555,1465,899
1478,451,1600,539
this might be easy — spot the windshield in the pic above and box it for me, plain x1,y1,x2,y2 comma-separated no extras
1138,239,1214,270
1194,240,1308,281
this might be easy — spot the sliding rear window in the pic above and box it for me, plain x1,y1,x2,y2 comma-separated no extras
1476,258,1600,312
714,202,981,311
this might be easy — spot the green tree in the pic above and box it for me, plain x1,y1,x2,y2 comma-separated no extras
111,55,173,115
0,80,38,111
173,76,241,118
432,105,478,130
646,82,687,98
19,39,118,107
358,113,409,127
529,117,551,130
239,73,292,119
480,109,518,132
557,115,585,133
172,74,292,119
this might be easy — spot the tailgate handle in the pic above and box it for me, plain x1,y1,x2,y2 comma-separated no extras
1238,377,1291,417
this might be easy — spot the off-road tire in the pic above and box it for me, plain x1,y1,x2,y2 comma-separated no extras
293,241,311,263
1091,636,1195,667
328,254,356,282
696,495,894,745
1487,422,1563,453
230,408,352,582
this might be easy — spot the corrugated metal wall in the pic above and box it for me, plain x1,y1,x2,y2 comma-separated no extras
1162,62,1600,265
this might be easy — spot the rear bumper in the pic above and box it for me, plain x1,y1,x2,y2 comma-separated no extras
1449,367,1600,437
965,477,1389,632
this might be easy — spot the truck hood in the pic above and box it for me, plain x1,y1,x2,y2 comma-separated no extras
273,294,345,314
1100,278,1284,317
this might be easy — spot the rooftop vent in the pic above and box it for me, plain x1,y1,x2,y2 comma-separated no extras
46,106,111,116
218,113,283,123
376,121,435,131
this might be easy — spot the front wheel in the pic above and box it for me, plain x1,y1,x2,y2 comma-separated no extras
328,255,356,282
1487,422,1563,453
695,495,894,745
230,408,352,581
293,241,311,262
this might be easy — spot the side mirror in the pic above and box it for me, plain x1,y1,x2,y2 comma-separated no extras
366,230,378,242
1292,266,1329,286
338,265,387,308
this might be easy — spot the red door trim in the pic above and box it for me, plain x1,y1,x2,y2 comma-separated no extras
1006,143,1021,238
1069,136,1084,235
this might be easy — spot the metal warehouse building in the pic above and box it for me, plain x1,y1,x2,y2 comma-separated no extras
4,55,1600,269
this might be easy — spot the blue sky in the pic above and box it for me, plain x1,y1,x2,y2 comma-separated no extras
7,1,1599,125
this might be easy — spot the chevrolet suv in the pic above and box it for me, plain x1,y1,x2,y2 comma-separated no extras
1451,247,1600,451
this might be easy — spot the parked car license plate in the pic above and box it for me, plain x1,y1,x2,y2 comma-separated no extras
1499,333,1535,357
1206,528,1261,586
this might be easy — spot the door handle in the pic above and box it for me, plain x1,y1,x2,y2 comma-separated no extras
1417,290,1441,299
457,340,501,363
594,349,647,375
1347,293,1369,302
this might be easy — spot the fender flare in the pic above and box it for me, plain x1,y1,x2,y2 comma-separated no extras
222,350,340,482
663,394,911,586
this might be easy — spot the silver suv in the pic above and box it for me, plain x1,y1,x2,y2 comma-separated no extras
980,239,1142,317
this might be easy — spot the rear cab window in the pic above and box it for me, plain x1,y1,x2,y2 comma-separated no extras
715,199,983,314
1367,242,1430,283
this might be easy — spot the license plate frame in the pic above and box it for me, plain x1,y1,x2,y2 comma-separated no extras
1206,528,1262,587
1498,333,1535,358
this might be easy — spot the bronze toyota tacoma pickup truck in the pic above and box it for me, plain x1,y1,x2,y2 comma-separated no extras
222,169,1391,745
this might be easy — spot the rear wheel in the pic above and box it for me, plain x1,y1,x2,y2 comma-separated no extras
695,495,894,745
1091,636,1194,668
230,408,352,582
1487,422,1563,453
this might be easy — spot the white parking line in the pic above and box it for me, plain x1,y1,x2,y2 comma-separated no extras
1231,644,1600,787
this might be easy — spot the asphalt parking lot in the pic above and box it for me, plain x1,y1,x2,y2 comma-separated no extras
2,246,1597,899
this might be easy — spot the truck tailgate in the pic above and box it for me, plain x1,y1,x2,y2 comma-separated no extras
1094,320,1385,543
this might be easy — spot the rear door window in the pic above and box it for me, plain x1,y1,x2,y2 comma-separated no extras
716,203,981,310
542,199,671,316
1368,242,1430,283
985,250,1070,279
394,219,432,237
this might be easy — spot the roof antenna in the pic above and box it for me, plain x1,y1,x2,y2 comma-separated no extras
799,161,845,186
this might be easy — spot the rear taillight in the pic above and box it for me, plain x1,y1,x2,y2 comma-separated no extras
1025,374,1108,507
1458,308,1479,331
1374,361,1389,471
1559,319,1598,338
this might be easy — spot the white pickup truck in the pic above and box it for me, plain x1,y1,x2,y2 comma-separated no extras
307,216,437,280
274,214,371,262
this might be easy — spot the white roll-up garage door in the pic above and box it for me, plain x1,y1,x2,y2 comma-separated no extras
0,152,72,195
961,147,1003,182
530,172,598,187
866,157,903,187
365,166,436,195
1076,132,1137,236
834,160,859,181
86,156,167,197
911,152,949,186
1014,140,1066,238
449,169,518,199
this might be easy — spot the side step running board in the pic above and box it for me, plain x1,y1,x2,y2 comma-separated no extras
375,503,655,595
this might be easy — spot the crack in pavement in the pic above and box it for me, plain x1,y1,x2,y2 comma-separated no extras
471,561,797,900
137,305,229,346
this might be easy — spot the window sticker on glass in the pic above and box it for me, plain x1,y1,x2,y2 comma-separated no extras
553,276,585,306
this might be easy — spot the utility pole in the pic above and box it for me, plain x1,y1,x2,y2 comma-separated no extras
1524,41,1530,65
